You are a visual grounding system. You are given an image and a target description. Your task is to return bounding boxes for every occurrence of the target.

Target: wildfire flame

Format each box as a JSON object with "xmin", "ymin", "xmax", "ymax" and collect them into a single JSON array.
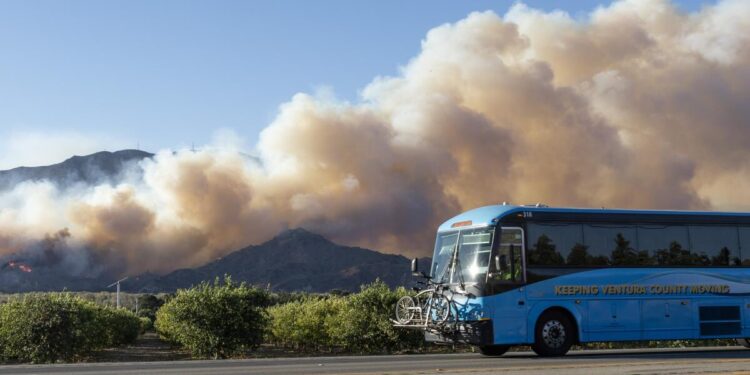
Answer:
[{"xmin": 3, "ymin": 260, "xmax": 32, "ymax": 273}]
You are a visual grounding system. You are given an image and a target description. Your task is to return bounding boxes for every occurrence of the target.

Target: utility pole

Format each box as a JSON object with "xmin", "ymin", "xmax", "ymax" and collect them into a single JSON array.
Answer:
[{"xmin": 107, "ymin": 277, "xmax": 129, "ymax": 309}]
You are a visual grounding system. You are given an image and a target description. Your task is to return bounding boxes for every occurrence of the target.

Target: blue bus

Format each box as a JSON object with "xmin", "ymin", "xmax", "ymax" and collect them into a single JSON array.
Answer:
[{"xmin": 403, "ymin": 204, "xmax": 750, "ymax": 356}]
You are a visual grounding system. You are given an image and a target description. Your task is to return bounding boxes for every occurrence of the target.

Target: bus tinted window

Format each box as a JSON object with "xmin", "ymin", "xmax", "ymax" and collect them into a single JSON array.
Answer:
[
  {"xmin": 637, "ymin": 225, "xmax": 698, "ymax": 266},
  {"xmin": 526, "ymin": 221, "xmax": 750, "ymax": 268},
  {"xmin": 738, "ymin": 227, "xmax": 750, "ymax": 266},
  {"xmin": 527, "ymin": 223, "xmax": 582, "ymax": 266},
  {"xmin": 689, "ymin": 226, "xmax": 740, "ymax": 266},
  {"xmin": 581, "ymin": 225, "xmax": 637, "ymax": 266}
]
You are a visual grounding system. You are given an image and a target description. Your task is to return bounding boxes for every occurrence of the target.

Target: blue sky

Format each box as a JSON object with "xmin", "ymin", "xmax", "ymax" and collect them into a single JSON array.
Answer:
[{"xmin": 0, "ymin": 0, "xmax": 714, "ymax": 168}]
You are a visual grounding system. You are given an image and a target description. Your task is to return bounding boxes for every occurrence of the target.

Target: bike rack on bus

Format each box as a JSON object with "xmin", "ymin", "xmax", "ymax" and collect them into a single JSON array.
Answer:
[{"xmin": 391, "ymin": 289, "xmax": 472, "ymax": 341}]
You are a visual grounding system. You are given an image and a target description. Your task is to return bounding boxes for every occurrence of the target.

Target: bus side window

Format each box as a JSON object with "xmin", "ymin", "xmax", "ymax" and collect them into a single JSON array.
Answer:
[
  {"xmin": 495, "ymin": 245, "xmax": 512, "ymax": 280},
  {"xmin": 690, "ymin": 225, "xmax": 739, "ymax": 266},
  {"xmin": 512, "ymin": 244, "xmax": 522, "ymax": 280},
  {"xmin": 495, "ymin": 229, "xmax": 523, "ymax": 282}
]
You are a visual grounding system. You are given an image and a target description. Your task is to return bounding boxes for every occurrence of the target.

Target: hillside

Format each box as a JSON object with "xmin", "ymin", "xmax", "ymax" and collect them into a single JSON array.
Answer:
[
  {"xmin": 0, "ymin": 228, "xmax": 430, "ymax": 293},
  {"xmin": 0, "ymin": 149, "xmax": 153, "ymax": 190},
  {"xmin": 128, "ymin": 228, "xmax": 430, "ymax": 293}
]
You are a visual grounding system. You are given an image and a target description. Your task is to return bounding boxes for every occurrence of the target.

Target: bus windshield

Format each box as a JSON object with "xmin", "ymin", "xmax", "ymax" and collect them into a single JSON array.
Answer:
[{"xmin": 431, "ymin": 226, "xmax": 495, "ymax": 284}]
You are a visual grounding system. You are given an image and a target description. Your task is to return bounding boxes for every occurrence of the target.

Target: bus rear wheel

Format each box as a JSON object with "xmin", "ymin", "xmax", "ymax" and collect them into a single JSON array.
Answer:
[
  {"xmin": 737, "ymin": 338, "xmax": 750, "ymax": 348},
  {"xmin": 531, "ymin": 311, "xmax": 574, "ymax": 357},
  {"xmin": 478, "ymin": 345, "xmax": 510, "ymax": 356}
]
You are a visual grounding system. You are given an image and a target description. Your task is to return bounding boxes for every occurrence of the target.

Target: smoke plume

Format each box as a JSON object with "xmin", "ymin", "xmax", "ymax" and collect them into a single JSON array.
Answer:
[{"xmin": 2, "ymin": 0, "xmax": 750, "ymax": 275}]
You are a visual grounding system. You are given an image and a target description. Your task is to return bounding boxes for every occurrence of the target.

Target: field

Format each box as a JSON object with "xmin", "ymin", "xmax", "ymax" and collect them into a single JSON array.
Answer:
[
  {"xmin": 0, "ymin": 292, "xmax": 169, "ymax": 312},
  {"xmin": 0, "ymin": 283, "xmax": 742, "ymax": 365}
]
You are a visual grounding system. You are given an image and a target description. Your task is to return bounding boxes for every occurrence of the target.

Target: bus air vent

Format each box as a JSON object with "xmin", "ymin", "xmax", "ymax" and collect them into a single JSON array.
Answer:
[
  {"xmin": 699, "ymin": 306, "xmax": 741, "ymax": 336},
  {"xmin": 522, "ymin": 203, "xmax": 548, "ymax": 208}
]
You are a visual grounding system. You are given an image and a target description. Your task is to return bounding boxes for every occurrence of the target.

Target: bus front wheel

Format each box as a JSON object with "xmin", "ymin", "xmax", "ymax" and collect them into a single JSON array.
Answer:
[
  {"xmin": 531, "ymin": 311, "xmax": 574, "ymax": 357},
  {"xmin": 478, "ymin": 345, "xmax": 510, "ymax": 356},
  {"xmin": 737, "ymin": 338, "xmax": 750, "ymax": 348}
]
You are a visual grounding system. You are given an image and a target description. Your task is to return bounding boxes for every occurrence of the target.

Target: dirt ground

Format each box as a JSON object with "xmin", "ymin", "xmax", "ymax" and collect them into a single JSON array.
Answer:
[
  {"xmin": 91, "ymin": 332, "xmax": 473, "ymax": 362},
  {"xmin": 93, "ymin": 332, "xmax": 192, "ymax": 362}
]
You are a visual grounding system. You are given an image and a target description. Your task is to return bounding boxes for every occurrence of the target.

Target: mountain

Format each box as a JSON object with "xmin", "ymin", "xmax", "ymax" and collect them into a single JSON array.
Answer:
[
  {"xmin": 0, "ymin": 228, "xmax": 430, "ymax": 293},
  {"xmin": 0, "ymin": 149, "xmax": 153, "ymax": 191},
  {"xmin": 127, "ymin": 228, "xmax": 430, "ymax": 293},
  {"xmin": 0, "ymin": 150, "xmax": 430, "ymax": 293}
]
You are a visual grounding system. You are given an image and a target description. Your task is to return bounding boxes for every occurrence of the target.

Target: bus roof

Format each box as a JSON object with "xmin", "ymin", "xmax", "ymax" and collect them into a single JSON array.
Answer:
[{"xmin": 436, "ymin": 205, "xmax": 750, "ymax": 232}]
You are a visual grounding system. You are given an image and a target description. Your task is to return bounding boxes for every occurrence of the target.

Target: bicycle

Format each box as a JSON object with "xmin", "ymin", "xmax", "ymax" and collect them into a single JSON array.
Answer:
[
  {"xmin": 394, "ymin": 279, "xmax": 456, "ymax": 327},
  {"xmin": 394, "ymin": 247, "xmax": 474, "ymax": 331}
]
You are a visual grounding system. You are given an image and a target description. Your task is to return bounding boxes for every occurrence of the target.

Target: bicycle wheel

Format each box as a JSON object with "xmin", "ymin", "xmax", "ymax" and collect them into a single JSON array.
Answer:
[
  {"xmin": 395, "ymin": 296, "xmax": 416, "ymax": 324},
  {"xmin": 417, "ymin": 295, "xmax": 430, "ymax": 322},
  {"xmin": 431, "ymin": 296, "xmax": 451, "ymax": 323}
]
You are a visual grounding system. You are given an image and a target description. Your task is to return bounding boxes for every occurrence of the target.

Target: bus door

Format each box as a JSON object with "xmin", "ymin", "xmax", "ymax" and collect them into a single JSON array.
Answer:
[{"xmin": 487, "ymin": 227, "xmax": 527, "ymax": 343}]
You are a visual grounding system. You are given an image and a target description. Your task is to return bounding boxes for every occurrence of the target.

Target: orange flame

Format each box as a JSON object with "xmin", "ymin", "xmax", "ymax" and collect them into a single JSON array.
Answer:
[{"xmin": 3, "ymin": 260, "xmax": 32, "ymax": 273}]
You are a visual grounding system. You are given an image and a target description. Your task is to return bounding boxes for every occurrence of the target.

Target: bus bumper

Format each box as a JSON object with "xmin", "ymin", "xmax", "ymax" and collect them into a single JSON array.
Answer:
[{"xmin": 424, "ymin": 320, "xmax": 494, "ymax": 346}]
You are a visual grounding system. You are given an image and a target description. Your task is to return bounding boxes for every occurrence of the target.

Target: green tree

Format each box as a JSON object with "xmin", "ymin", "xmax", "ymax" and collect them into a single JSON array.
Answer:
[
  {"xmin": 267, "ymin": 296, "xmax": 344, "ymax": 351},
  {"xmin": 566, "ymin": 244, "xmax": 610, "ymax": 266},
  {"xmin": 155, "ymin": 276, "xmax": 270, "ymax": 359},
  {"xmin": 327, "ymin": 280, "xmax": 423, "ymax": 353},
  {"xmin": 528, "ymin": 235, "xmax": 564, "ymax": 265},
  {"xmin": 711, "ymin": 247, "xmax": 734, "ymax": 266},
  {"xmin": 0, "ymin": 293, "xmax": 140, "ymax": 363},
  {"xmin": 566, "ymin": 244, "xmax": 588, "ymax": 265},
  {"xmin": 611, "ymin": 233, "xmax": 651, "ymax": 265},
  {"xmin": 136, "ymin": 294, "xmax": 164, "ymax": 323},
  {"xmin": 99, "ymin": 307, "xmax": 141, "ymax": 347},
  {"xmin": 655, "ymin": 241, "xmax": 704, "ymax": 266}
]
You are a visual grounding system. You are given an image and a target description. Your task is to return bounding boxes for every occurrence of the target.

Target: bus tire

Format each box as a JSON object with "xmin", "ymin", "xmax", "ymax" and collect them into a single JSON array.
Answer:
[
  {"xmin": 531, "ymin": 310, "xmax": 574, "ymax": 357},
  {"xmin": 737, "ymin": 338, "xmax": 750, "ymax": 348},
  {"xmin": 478, "ymin": 345, "xmax": 510, "ymax": 356}
]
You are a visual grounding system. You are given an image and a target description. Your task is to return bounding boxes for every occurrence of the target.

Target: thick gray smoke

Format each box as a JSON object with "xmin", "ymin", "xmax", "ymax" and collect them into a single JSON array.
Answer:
[{"xmin": 1, "ymin": 0, "xmax": 749, "ymax": 275}]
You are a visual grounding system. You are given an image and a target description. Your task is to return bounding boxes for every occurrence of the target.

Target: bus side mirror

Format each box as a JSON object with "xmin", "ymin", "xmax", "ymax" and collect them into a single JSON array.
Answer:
[{"xmin": 411, "ymin": 258, "xmax": 428, "ymax": 278}]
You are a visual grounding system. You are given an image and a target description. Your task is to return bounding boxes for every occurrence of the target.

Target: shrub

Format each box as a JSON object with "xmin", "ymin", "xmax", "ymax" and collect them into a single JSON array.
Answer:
[
  {"xmin": 327, "ymin": 280, "xmax": 424, "ymax": 353},
  {"xmin": 266, "ymin": 280, "xmax": 424, "ymax": 354},
  {"xmin": 139, "ymin": 317, "xmax": 154, "ymax": 333},
  {"xmin": 267, "ymin": 296, "xmax": 344, "ymax": 351},
  {"xmin": 97, "ymin": 307, "xmax": 141, "ymax": 347},
  {"xmin": 136, "ymin": 294, "xmax": 165, "ymax": 322},
  {"xmin": 155, "ymin": 276, "xmax": 270, "ymax": 358},
  {"xmin": 268, "ymin": 291, "xmax": 310, "ymax": 306},
  {"xmin": 0, "ymin": 293, "xmax": 140, "ymax": 363}
]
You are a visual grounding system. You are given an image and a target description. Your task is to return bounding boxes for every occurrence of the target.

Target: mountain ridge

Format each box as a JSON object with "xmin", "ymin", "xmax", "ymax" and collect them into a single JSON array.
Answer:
[
  {"xmin": 127, "ymin": 228, "xmax": 430, "ymax": 293},
  {"xmin": 0, "ymin": 149, "xmax": 153, "ymax": 190}
]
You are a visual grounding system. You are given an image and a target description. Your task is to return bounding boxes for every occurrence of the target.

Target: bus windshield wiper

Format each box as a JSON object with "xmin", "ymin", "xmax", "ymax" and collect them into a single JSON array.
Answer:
[
  {"xmin": 448, "ymin": 236, "xmax": 466, "ymax": 290},
  {"xmin": 437, "ymin": 237, "xmax": 459, "ymax": 285}
]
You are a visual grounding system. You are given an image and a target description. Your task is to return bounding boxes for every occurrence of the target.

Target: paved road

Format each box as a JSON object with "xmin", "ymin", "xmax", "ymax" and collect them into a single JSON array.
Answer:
[{"xmin": 2, "ymin": 347, "xmax": 750, "ymax": 375}]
